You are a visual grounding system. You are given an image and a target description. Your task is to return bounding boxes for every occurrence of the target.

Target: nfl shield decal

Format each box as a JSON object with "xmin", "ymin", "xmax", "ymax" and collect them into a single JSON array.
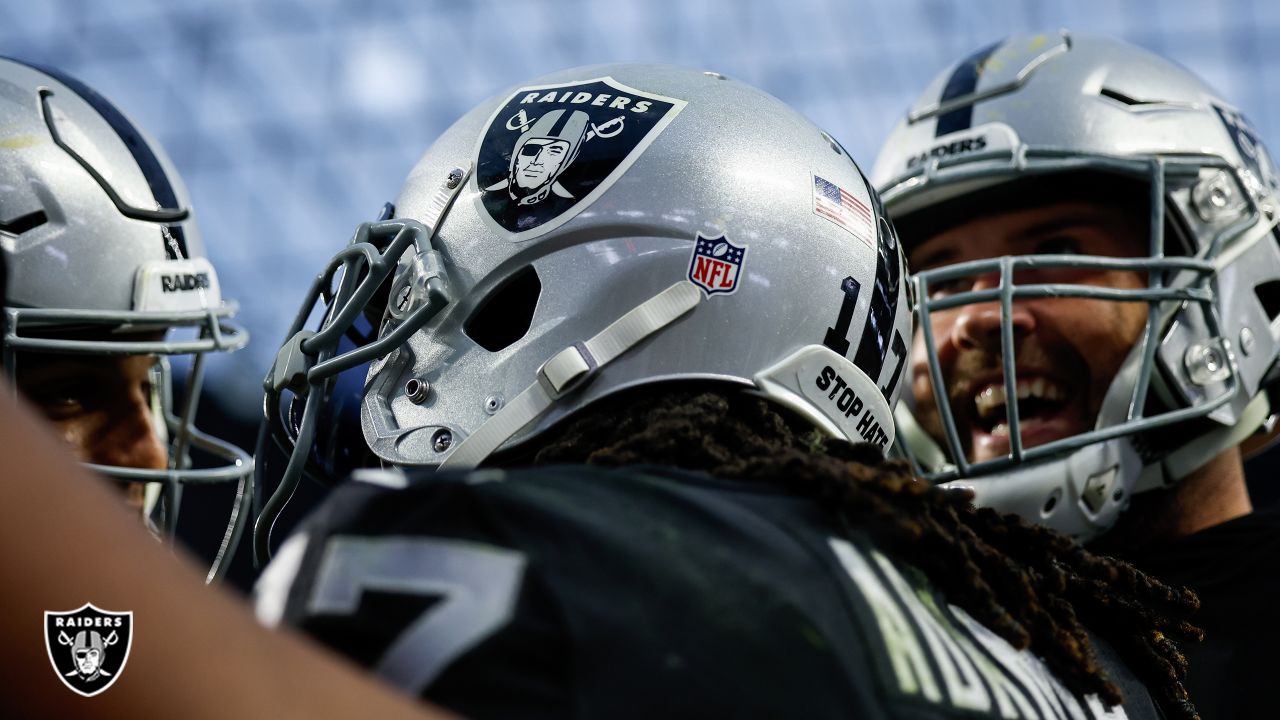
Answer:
[
  {"xmin": 688, "ymin": 233, "xmax": 747, "ymax": 296},
  {"xmin": 45, "ymin": 603, "xmax": 133, "ymax": 697},
  {"xmin": 475, "ymin": 76, "xmax": 686, "ymax": 241}
]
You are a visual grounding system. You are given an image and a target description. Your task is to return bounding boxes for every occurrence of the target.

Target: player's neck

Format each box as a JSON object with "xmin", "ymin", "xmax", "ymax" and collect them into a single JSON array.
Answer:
[
  {"xmin": 1167, "ymin": 449, "xmax": 1252, "ymax": 537},
  {"xmin": 1092, "ymin": 450, "xmax": 1252, "ymax": 556}
]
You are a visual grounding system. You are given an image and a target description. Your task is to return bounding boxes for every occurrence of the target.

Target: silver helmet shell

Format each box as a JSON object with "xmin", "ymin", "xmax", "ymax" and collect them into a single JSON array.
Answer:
[
  {"xmin": 872, "ymin": 31, "xmax": 1280, "ymax": 540},
  {"xmin": 0, "ymin": 58, "xmax": 251, "ymax": 580},
  {"xmin": 259, "ymin": 64, "xmax": 912, "ymax": 559}
]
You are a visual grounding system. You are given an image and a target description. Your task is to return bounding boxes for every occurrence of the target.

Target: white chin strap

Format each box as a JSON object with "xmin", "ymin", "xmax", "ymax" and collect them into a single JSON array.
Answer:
[
  {"xmin": 1134, "ymin": 391, "xmax": 1272, "ymax": 493},
  {"xmin": 438, "ymin": 281, "xmax": 703, "ymax": 471}
]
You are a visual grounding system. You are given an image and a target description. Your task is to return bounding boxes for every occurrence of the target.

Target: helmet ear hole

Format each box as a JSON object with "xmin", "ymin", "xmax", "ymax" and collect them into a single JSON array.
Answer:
[
  {"xmin": 1254, "ymin": 278, "xmax": 1280, "ymax": 322},
  {"xmin": 464, "ymin": 266, "xmax": 542, "ymax": 352}
]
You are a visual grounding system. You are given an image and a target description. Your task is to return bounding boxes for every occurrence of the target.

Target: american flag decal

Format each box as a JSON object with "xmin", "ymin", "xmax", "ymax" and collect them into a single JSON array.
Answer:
[{"xmin": 813, "ymin": 175, "xmax": 874, "ymax": 247}]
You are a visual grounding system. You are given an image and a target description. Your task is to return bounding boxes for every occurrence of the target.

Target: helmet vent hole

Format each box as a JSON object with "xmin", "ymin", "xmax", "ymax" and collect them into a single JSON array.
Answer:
[
  {"xmin": 0, "ymin": 209, "xmax": 47, "ymax": 235},
  {"xmin": 464, "ymin": 266, "xmax": 542, "ymax": 352},
  {"xmin": 1099, "ymin": 87, "xmax": 1158, "ymax": 107},
  {"xmin": 1255, "ymin": 278, "xmax": 1280, "ymax": 321},
  {"xmin": 1041, "ymin": 489, "xmax": 1062, "ymax": 517}
]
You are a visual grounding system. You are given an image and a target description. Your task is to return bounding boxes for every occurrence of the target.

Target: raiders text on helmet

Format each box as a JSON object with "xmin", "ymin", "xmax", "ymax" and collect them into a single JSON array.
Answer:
[
  {"xmin": 0, "ymin": 58, "xmax": 251, "ymax": 581},
  {"xmin": 872, "ymin": 32, "xmax": 1280, "ymax": 539}
]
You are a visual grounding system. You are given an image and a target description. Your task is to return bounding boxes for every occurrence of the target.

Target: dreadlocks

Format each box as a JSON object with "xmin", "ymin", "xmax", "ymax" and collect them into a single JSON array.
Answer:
[{"xmin": 530, "ymin": 387, "xmax": 1204, "ymax": 720}]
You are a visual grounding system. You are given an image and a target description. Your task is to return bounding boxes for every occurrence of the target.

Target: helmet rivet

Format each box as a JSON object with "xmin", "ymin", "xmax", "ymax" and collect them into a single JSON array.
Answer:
[
  {"xmin": 484, "ymin": 394, "xmax": 504, "ymax": 414},
  {"xmin": 1192, "ymin": 172, "xmax": 1239, "ymax": 222},
  {"xmin": 1184, "ymin": 341, "xmax": 1232, "ymax": 386},
  {"xmin": 446, "ymin": 168, "xmax": 464, "ymax": 189},
  {"xmin": 395, "ymin": 284, "xmax": 413, "ymax": 312},
  {"xmin": 431, "ymin": 429, "xmax": 453, "ymax": 453},
  {"xmin": 1240, "ymin": 327, "xmax": 1256, "ymax": 356},
  {"xmin": 405, "ymin": 377, "xmax": 431, "ymax": 403}
]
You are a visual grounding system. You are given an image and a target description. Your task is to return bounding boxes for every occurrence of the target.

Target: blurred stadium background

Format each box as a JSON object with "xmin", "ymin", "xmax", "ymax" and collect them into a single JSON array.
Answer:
[
  {"xmin": 6, "ymin": 0, "xmax": 1280, "ymax": 578},
  {"xmin": 4, "ymin": 0, "xmax": 1275, "ymax": 419}
]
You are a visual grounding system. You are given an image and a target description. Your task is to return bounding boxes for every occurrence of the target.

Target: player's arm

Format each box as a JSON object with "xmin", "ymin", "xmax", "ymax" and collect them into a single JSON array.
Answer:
[{"xmin": 0, "ymin": 384, "xmax": 455, "ymax": 720}]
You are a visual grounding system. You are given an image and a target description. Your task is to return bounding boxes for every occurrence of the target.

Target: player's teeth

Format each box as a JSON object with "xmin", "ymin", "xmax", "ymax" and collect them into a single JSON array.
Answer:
[
  {"xmin": 975, "ymin": 385, "xmax": 1006, "ymax": 416},
  {"xmin": 976, "ymin": 377, "xmax": 1070, "ymax": 420},
  {"xmin": 990, "ymin": 421, "xmax": 1009, "ymax": 438}
]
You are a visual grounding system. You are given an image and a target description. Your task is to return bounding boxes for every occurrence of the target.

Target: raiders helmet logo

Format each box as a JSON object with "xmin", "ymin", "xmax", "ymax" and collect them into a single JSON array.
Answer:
[
  {"xmin": 475, "ymin": 77, "xmax": 686, "ymax": 241},
  {"xmin": 1214, "ymin": 104, "xmax": 1280, "ymax": 200},
  {"xmin": 44, "ymin": 603, "xmax": 133, "ymax": 697}
]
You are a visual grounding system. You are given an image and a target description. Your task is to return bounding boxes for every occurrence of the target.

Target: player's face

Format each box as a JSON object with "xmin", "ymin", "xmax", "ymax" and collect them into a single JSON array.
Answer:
[
  {"xmin": 76, "ymin": 647, "xmax": 102, "ymax": 674},
  {"xmin": 513, "ymin": 138, "xmax": 569, "ymax": 190},
  {"xmin": 16, "ymin": 352, "xmax": 167, "ymax": 508},
  {"xmin": 907, "ymin": 201, "xmax": 1148, "ymax": 464}
]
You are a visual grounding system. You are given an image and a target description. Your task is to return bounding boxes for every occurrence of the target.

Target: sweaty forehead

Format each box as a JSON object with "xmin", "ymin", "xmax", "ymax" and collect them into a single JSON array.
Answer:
[
  {"xmin": 906, "ymin": 201, "xmax": 1148, "ymax": 271},
  {"xmin": 894, "ymin": 171, "xmax": 1150, "ymax": 267}
]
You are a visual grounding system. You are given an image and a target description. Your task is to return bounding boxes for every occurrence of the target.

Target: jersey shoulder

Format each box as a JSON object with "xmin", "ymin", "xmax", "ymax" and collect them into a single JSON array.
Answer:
[{"xmin": 255, "ymin": 464, "xmax": 1162, "ymax": 720}]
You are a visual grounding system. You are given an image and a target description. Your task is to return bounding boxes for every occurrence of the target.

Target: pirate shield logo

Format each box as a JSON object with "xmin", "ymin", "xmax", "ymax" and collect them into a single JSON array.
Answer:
[
  {"xmin": 475, "ymin": 76, "xmax": 686, "ymax": 241},
  {"xmin": 45, "ymin": 603, "xmax": 133, "ymax": 697}
]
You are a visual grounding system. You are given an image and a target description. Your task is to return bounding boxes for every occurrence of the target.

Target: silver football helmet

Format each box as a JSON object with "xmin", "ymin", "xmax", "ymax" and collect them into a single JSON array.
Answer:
[
  {"xmin": 257, "ymin": 64, "xmax": 913, "ymax": 562},
  {"xmin": 0, "ymin": 58, "xmax": 251, "ymax": 580},
  {"xmin": 872, "ymin": 31, "xmax": 1280, "ymax": 539}
]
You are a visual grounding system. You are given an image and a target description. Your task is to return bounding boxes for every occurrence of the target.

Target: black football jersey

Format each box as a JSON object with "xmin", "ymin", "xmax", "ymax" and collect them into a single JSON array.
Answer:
[
  {"xmin": 1116, "ymin": 503, "xmax": 1280, "ymax": 719},
  {"xmin": 255, "ymin": 464, "xmax": 1159, "ymax": 720}
]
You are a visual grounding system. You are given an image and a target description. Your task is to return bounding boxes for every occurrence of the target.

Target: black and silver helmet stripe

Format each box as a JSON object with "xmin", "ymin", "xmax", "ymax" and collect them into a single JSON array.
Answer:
[
  {"xmin": 934, "ymin": 41, "xmax": 1002, "ymax": 137},
  {"xmin": 21, "ymin": 59, "xmax": 190, "ymax": 259},
  {"xmin": 852, "ymin": 173, "xmax": 903, "ymax": 399}
]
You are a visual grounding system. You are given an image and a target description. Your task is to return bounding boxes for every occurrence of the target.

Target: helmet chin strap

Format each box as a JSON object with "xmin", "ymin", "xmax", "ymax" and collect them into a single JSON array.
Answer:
[
  {"xmin": 438, "ymin": 281, "xmax": 703, "ymax": 471},
  {"xmin": 1135, "ymin": 391, "xmax": 1271, "ymax": 493}
]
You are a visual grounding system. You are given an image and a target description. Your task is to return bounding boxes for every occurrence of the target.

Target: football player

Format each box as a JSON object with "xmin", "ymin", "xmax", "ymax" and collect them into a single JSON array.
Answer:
[
  {"xmin": 252, "ymin": 65, "xmax": 1199, "ymax": 718},
  {"xmin": 0, "ymin": 58, "xmax": 252, "ymax": 582},
  {"xmin": 873, "ymin": 31, "xmax": 1280, "ymax": 718}
]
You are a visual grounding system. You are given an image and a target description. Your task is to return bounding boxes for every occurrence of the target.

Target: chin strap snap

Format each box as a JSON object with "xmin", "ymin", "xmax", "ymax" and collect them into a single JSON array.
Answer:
[{"xmin": 439, "ymin": 281, "xmax": 702, "ymax": 470}]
